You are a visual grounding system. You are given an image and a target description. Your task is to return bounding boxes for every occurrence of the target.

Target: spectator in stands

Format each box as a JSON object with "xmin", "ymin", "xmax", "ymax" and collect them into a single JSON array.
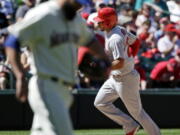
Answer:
[
  {"xmin": 0, "ymin": 29, "xmax": 12, "ymax": 90},
  {"xmin": 0, "ymin": 34, "xmax": 9, "ymax": 90},
  {"xmin": 122, "ymin": 10, "xmax": 138, "ymax": 34},
  {"xmin": 134, "ymin": 0, "xmax": 152, "ymax": 11},
  {"xmin": 0, "ymin": 30, "xmax": 7, "ymax": 62},
  {"xmin": 0, "ymin": 12, "xmax": 9, "ymax": 29},
  {"xmin": 157, "ymin": 23, "xmax": 179, "ymax": 58},
  {"xmin": 153, "ymin": 0, "xmax": 169, "ymax": 17},
  {"xmin": 15, "ymin": 0, "xmax": 36, "ymax": 21},
  {"xmin": 77, "ymin": 46, "xmax": 90, "ymax": 88},
  {"xmin": 134, "ymin": 56, "xmax": 147, "ymax": 90},
  {"xmin": 167, "ymin": 0, "xmax": 180, "ymax": 23},
  {"xmin": 0, "ymin": 0, "xmax": 14, "ymax": 21},
  {"xmin": 118, "ymin": 3, "xmax": 132, "ymax": 16},
  {"xmin": 117, "ymin": 3, "xmax": 134, "ymax": 26},
  {"xmin": 118, "ymin": 0, "xmax": 135, "ymax": 10},
  {"xmin": 150, "ymin": 49, "xmax": 180, "ymax": 88},
  {"xmin": 135, "ymin": 3, "xmax": 150, "ymax": 28},
  {"xmin": 81, "ymin": 12, "xmax": 89, "ymax": 20},
  {"xmin": 20, "ymin": 47, "xmax": 35, "ymax": 78},
  {"xmin": 0, "ymin": 59, "xmax": 10, "ymax": 90},
  {"xmin": 154, "ymin": 17, "xmax": 169, "ymax": 40},
  {"xmin": 86, "ymin": 12, "xmax": 98, "ymax": 28},
  {"xmin": 137, "ymin": 19, "xmax": 150, "ymax": 36},
  {"xmin": 86, "ymin": 12, "xmax": 105, "ymax": 46},
  {"xmin": 137, "ymin": 20, "xmax": 157, "ymax": 56},
  {"xmin": 140, "ymin": 47, "xmax": 168, "ymax": 82},
  {"xmin": 149, "ymin": 11, "xmax": 162, "ymax": 33},
  {"xmin": 95, "ymin": 0, "xmax": 106, "ymax": 11}
]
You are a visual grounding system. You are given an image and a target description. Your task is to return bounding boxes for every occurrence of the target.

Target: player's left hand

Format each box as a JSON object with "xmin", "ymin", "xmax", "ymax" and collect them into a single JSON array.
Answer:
[{"xmin": 16, "ymin": 77, "xmax": 28, "ymax": 103}]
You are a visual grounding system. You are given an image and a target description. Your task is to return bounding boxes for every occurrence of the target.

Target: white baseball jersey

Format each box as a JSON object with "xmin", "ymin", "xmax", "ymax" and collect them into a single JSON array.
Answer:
[
  {"xmin": 104, "ymin": 26, "xmax": 136, "ymax": 76},
  {"xmin": 94, "ymin": 25, "xmax": 161, "ymax": 135},
  {"xmin": 8, "ymin": 0, "xmax": 94, "ymax": 84}
]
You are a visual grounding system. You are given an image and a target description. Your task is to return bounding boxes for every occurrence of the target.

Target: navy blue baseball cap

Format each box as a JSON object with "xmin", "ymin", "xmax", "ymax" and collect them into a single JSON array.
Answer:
[{"xmin": 75, "ymin": 0, "xmax": 93, "ymax": 5}]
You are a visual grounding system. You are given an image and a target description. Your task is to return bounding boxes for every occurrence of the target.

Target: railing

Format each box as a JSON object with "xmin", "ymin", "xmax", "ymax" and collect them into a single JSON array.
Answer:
[
  {"xmin": 72, "ymin": 88, "xmax": 180, "ymax": 95},
  {"xmin": 1, "ymin": 88, "xmax": 180, "ymax": 95}
]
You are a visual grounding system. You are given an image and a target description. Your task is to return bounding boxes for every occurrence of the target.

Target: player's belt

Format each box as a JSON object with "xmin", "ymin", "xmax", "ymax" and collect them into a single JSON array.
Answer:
[
  {"xmin": 50, "ymin": 76, "xmax": 75, "ymax": 88},
  {"xmin": 37, "ymin": 73, "xmax": 75, "ymax": 88},
  {"xmin": 112, "ymin": 70, "xmax": 133, "ymax": 79}
]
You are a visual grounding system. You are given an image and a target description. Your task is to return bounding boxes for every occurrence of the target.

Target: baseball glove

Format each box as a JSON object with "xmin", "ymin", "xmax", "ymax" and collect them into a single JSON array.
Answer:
[{"xmin": 78, "ymin": 52, "xmax": 110, "ymax": 81}]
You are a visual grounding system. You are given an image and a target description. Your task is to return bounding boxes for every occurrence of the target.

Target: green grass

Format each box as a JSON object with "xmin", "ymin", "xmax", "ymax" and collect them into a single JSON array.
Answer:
[
  {"xmin": 0, "ymin": 129, "xmax": 180, "ymax": 135},
  {"xmin": 75, "ymin": 129, "xmax": 180, "ymax": 135}
]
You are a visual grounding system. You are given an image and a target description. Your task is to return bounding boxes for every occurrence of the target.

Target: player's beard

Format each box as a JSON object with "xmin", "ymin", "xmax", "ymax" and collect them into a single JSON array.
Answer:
[{"xmin": 62, "ymin": 2, "xmax": 77, "ymax": 21}]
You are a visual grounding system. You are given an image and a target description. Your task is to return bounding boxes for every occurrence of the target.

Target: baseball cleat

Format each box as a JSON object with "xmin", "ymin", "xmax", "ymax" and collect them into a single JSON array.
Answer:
[{"xmin": 126, "ymin": 126, "xmax": 140, "ymax": 135}]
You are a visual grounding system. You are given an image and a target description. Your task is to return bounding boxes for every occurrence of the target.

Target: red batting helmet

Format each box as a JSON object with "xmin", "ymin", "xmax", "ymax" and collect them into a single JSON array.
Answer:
[{"xmin": 94, "ymin": 7, "xmax": 117, "ymax": 29}]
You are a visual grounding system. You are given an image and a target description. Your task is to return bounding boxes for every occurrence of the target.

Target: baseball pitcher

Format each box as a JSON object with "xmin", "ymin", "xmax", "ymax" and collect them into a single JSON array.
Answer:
[{"xmin": 4, "ymin": 0, "xmax": 109, "ymax": 135}]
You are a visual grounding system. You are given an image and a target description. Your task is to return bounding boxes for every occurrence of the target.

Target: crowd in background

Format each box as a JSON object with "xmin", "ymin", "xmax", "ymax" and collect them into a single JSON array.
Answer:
[{"xmin": 0, "ymin": 0, "xmax": 180, "ymax": 90}]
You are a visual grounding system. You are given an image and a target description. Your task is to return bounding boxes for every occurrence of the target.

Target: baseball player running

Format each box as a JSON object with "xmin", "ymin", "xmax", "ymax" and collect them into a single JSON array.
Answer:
[
  {"xmin": 93, "ymin": 7, "xmax": 161, "ymax": 135},
  {"xmin": 4, "ymin": 0, "xmax": 109, "ymax": 135}
]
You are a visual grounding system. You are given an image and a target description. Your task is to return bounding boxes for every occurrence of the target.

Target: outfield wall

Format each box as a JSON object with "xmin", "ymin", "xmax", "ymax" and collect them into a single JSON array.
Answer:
[{"xmin": 0, "ymin": 89, "xmax": 180, "ymax": 130}]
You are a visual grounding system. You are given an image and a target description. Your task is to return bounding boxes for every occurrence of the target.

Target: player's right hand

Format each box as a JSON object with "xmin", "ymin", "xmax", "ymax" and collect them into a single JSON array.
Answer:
[{"xmin": 16, "ymin": 77, "xmax": 28, "ymax": 103}]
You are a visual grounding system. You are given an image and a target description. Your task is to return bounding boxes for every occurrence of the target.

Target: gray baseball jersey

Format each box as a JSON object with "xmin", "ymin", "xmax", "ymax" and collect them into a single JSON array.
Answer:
[
  {"xmin": 8, "ymin": 0, "xmax": 93, "ymax": 84},
  {"xmin": 8, "ymin": 1, "xmax": 95, "ymax": 135}
]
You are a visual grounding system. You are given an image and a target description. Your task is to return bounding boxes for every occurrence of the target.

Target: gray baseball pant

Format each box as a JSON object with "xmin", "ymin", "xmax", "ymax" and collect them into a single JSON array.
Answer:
[
  {"xmin": 28, "ymin": 76, "xmax": 74, "ymax": 135},
  {"xmin": 94, "ymin": 70, "xmax": 161, "ymax": 135}
]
